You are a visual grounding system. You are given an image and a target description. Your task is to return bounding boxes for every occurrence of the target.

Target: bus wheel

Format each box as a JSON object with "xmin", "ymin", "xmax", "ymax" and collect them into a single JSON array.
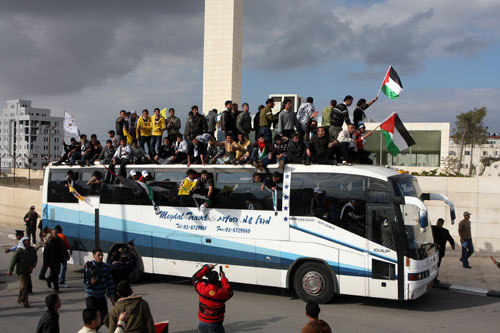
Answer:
[{"xmin": 293, "ymin": 262, "xmax": 335, "ymax": 304}]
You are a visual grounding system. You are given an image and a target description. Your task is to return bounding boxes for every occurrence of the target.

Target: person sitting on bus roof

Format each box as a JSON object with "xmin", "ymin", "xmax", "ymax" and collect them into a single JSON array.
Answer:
[
  {"xmin": 206, "ymin": 136, "xmax": 223, "ymax": 164},
  {"xmin": 261, "ymin": 172, "xmax": 282, "ymax": 192},
  {"xmin": 354, "ymin": 124, "xmax": 374, "ymax": 165},
  {"xmin": 88, "ymin": 134, "xmax": 103, "ymax": 166},
  {"xmin": 287, "ymin": 132, "xmax": 307, "ymax": 164},
  {"xmin": 172, "ymin": 134, "xmax": 189, "ymax": 164},
  {"xmin": 214, "ymin": 133, "xmax": 243, "ymax": 165},
  {"xmin": 273, "ymin": 134, "xmax": 288, "ymax": 170},
  {"xmin": 155, "ymin": 137, "xmax": 175, "ymax": 165},
  {"xmin": 130, "ymin": 139, "xmax": 151, "ymax": 165},
  {"xmin": 337, "ymin": 124, "xmax": 357, "ymax": 166},
  {"xmin": 111, "ymin": 138, "xmax": 131, "ymax": 178},
  {"xmin": 187, "ymin": 136, "xmax": 207, "ymax": 167},
  {"xmin": 340, "ymin": 199, "xmax": 366, "ymax": 236},
  {"xmin": 249, "ymin": 134, "xmax": 275, "ymax": 171},
  {"xmin": 68, "ymin": 134, "xmax": 92, "ymax": 166},
  {"xmin": 54, "ymin": 137, "xmax": 78, "ymax": 165},
  {"xmin": 306, "ymin": 127, "xmax": 337, "ymax": 165},
  {"xmin": 233, "ymin": 132, "xmax": 251, "ymax": 165}
]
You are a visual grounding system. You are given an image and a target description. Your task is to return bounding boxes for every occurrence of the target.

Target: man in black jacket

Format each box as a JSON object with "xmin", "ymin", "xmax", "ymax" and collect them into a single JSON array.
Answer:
[
  {"xmin": 185, "ymin": 105, "xmax": 208, "ymax": 140},
  {"xmin": 287, "ymin": 133, "xmax": 307, "ymax": 164},
  {"xmin": 432, "ymin": 218, "xmax": 455, "ymax": 284},
  {"xmin": 329, "ymin": 95, "xmax": 353, "ymax": 140},
  {"xmin": 44, "ymin": 229, "xmax": 68, "ymax": 293},
  {"xmin": 36, "ymin": 293, "xmax": 61, "ymax": 333}
]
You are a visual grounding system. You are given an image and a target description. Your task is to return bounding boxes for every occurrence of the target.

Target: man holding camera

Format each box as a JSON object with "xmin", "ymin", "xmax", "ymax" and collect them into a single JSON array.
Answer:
[
  {"xmin": 192, "ymin": 264, "xmax": 233, "ymax": 333},
  {"xmin": 84, "ymin": 248, "xmax": 115, "ymax": 327}
]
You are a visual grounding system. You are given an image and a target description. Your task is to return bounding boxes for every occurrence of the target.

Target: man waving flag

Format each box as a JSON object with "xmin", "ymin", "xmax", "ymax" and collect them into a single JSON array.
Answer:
[
  {"xmin": 379, "ymin": 66, "xmax": 403, "ymax": 100},
  {"xmin": 380, "ymin": 112, "xmax": 415, "ymax": 156}
]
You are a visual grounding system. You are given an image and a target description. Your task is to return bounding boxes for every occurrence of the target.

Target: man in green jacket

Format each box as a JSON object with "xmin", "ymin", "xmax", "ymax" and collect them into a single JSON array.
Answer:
[
  {"xmin": 8, "ymin": 237, "xmax": 37, "ymax": 307},
  {"xmin": 259, "ymin": 98, "xmax": 274, "ymax": 143}
]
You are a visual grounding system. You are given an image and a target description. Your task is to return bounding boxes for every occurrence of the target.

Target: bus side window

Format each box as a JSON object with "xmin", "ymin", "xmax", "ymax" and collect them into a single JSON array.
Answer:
[{"xmin": 48, "ymin": 170, "xmax": 78, "ymax": 203}]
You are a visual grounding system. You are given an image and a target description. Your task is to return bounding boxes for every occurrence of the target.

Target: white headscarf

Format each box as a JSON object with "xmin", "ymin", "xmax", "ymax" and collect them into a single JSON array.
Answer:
[{"xmin": 17, "ymin": 236, "xmax": 30, "ymax": 250}]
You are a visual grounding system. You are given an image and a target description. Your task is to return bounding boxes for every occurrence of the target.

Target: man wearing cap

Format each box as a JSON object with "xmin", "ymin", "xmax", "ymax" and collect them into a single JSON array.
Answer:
[
  {"xmin": 8, "ymin": 237, "xmax": 37, "ymax": 307},
  {"xmin": 458, "ymin": 211, "xmax": 474, "ymax": 268},
  {"xmin": 24, "ymin": 206, "xmax": 40, "ymax": 244},
  {"xmin": 4, "ymin": 230, "xmax": 24, "ymax": 253}
]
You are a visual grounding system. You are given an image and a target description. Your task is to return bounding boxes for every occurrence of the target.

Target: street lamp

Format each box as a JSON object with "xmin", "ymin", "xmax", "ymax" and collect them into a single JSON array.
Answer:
[{"xmin": 45, "ymin": 125, "xmax": 57, "ymax": 164}]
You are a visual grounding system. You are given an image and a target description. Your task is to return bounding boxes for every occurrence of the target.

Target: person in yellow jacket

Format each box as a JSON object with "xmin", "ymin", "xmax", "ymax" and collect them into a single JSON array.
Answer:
[
  {"xmin": 136, "ymin": 109, "xmax": 153, "ymax": 158},
  {"xmin": 150, "ymin": 108, "xmax": 166, "ymax": 158}
]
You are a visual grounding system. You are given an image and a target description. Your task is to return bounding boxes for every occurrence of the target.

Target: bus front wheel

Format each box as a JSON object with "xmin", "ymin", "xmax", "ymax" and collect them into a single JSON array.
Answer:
[{"xmin": 293, "ymin": 262, "xmax": 335, "ymax": 304}]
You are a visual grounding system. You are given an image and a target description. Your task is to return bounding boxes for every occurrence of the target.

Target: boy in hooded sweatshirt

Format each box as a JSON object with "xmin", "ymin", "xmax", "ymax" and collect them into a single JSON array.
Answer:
[{"xmin": 108, "ymin": 280, "xmax": 155, "ymax": 333}]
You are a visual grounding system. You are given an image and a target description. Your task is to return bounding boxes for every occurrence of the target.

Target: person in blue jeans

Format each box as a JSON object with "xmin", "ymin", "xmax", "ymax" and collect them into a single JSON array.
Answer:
[{"xmin": 458, "ymin": 211, "xmax": 474, "ymax": 269}]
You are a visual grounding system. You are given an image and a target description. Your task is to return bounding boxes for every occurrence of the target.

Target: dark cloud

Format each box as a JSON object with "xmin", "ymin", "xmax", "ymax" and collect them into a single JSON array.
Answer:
[
  {"xmin": 444, "ymin": 36, "xmax": 489, "ymax": 55},
  {"xmin": 0, "ymin": 1, "xmax": 204, "ymax": 96}
]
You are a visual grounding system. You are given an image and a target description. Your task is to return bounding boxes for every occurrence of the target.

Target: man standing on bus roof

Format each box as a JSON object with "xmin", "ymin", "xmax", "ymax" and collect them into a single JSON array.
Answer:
[
  {"xmin": 458, "ymin": 211, "xmax": 474, "ymax": 269},
  {"xmin": 192, "ymin": 264, "xmax": 233, "ymax": 333}
]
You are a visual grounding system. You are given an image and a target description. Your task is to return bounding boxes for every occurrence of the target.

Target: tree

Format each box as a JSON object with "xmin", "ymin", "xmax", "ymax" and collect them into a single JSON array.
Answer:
[{"xmin": 451, "ymin": 107, "xmax": 488, "ymax": 175}]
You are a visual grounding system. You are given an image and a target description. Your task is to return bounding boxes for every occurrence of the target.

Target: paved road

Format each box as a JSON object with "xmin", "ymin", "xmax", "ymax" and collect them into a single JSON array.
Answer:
[{"xmin": 1, "ymin": 236, "xmax": 499, "ymax": 333}]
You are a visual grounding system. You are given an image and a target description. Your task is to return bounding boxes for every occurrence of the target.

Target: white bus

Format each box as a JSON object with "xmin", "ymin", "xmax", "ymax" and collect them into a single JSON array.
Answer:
[{"xmin": 42, "ymin": 163, "xmax": 455, "ymax": 302}]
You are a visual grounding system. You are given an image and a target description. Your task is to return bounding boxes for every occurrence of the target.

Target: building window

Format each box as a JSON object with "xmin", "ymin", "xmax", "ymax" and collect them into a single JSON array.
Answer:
[
  {"xmin": 483, "ymin": 151, "xmax": 488, "ymax": 156},
  {"xmin": 464, "ymin": 151, "xmax": 471, "ymax": 155},
  {"xmin": 449, "ymin": 151, "xmax": 456, "ymax": 156}
]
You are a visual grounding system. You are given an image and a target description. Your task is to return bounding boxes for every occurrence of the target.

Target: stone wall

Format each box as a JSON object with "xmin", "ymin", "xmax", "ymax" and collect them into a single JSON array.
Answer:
[
  {"xmin": 0, "ymin": 186, "xmax": 42, "ymax": 228},
  {"xmin": 417, "ymin": 176, "xmax": 500, "ymax": 254}
]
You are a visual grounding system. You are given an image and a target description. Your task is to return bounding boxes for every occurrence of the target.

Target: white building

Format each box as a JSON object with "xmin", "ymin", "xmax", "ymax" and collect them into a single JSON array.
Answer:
[
  {"xmin": 202, "ymin": 0, "xmax": 243, "ymax": 114},
  {"xmin": 449, "ymin": 134, "xmax": 500, "ymax": 176},
  {"xmin": 0, "ymin": 99, "xmax": 63, "ymax": 170}
]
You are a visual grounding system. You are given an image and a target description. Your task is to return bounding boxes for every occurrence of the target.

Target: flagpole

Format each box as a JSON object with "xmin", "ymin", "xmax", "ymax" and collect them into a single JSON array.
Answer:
[{"xmin": 377, "ymin": 65, "xmax": 392, "ymax": 97}]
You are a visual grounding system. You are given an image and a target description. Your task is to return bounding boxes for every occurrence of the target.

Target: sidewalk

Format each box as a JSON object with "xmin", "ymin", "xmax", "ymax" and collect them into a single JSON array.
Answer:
[
  {"xmin": 1, "ymin": 225, "xmax": 499, "ymax": 295},
  {"xmin": 435, "ymin": 250, "xmax": 500, "ymax": 295}
]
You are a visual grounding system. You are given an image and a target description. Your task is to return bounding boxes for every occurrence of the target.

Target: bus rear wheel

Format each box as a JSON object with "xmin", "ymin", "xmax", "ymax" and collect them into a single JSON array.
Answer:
[{"xmin": 293, "ymin": 262, "xmax": 335, "ymax": 304}]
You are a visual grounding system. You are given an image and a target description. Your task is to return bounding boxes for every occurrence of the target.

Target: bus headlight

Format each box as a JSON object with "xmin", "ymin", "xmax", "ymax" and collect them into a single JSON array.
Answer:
[{"xmin": 408, "ymin": 270, "xmax": 430, "ymax": 281}]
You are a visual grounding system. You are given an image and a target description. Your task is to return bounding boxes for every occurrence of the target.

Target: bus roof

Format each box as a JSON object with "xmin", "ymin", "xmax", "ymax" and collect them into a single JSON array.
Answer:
[{"xmin": 46, "ymin": 163, "xmax": 400, "ymax": 181}]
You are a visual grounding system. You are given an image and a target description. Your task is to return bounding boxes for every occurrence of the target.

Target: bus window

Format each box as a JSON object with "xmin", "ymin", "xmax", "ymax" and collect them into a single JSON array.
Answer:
[
  {"xmin": 291, "ymin": 173, "xmax": 370, "ymax": 234},
  {"xmin": 367, "ymin": 206, "xmax": 396, "ymax": 250},
  {"xmin": 213, "ymin": 172, "xmax": 282, "ymax": 211},
  {"xmin": 48, "ymin": 170, "xmax": 78, "ymax": 203}
]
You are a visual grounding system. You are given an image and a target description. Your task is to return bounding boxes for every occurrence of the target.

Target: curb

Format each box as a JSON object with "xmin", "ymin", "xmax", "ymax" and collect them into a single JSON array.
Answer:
[{"xmin": 433, "ymin": 283, "xmax": 500, "ymax": 298}]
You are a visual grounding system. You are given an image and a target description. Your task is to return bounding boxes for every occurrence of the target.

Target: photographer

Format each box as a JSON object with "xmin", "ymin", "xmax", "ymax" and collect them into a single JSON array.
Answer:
[
  {"xmin": 84, "ymin": 248, "xmax": 115, "ymax": 328},
  {"xmin": 192, "ymin": 264, "xmax": 233, "ymax": 332},
  {"xmin": 110, "ymin": 242, "xmax": 137, "ymax": 285}
]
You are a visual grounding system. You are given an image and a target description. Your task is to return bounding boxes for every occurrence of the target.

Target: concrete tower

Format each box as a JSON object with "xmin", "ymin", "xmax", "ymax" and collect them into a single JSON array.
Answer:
[{"xmin": 202, "ymin": 0, "xmax": 243, "ymax": 114}]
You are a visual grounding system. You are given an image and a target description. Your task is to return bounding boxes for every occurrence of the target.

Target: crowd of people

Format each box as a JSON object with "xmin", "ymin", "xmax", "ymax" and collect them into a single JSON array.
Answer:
[
  {"xmin": 6, "ymin": 221, "xmax": 330, "ymax": 332},
  {"xmin": 53, "ymin": 96, "xmax": 378, "ymax": 175}
]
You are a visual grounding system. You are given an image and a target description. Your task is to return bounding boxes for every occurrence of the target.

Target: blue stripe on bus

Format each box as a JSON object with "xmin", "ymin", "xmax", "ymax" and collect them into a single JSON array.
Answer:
[
  {"xmin": 43, "ymin": 205, "xmax": 370, "ymax": 277},
  {"xmin": 290, "ymin": 224, "xmax": 398, "ymax": 264}
]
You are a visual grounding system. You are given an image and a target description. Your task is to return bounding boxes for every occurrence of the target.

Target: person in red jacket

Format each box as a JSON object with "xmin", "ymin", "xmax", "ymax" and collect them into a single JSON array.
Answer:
[{"xmin": 192, "ymin": 264, "xmax": 233, "ymax": 332}]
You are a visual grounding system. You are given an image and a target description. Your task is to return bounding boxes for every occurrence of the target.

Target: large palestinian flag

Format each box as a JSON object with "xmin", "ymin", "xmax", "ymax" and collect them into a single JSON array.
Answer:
[
  {"xmin": 381, "ymin": 66, "xmax": 403, "ymax": 100},
  {"xmin": 380, "ymin": 112, "xmax": 415, "ymax": 156}
]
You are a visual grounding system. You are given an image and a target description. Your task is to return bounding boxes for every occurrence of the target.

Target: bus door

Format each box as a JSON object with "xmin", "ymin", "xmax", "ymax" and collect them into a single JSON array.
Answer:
[{"xmin": 366, "ymin": 204, "xmax": 398, "ymax": 299}]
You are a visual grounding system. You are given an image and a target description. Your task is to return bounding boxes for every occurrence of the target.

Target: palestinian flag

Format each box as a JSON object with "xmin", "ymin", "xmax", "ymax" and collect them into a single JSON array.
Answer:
[
  {"xmin": 381, "ymin": 66, "xmax": 403, "ymax": 100},
  {"xmin": 380, "ymin": 112, "xmax": 415, "ymax": 156},
  {"xmin": 137, "ymin": 181, "xmax": 160, "ymax": 215}
]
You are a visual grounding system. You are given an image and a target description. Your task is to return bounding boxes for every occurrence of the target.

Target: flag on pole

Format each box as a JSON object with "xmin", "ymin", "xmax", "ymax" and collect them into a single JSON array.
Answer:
[
  {"xmin": 380, "ymin": 112, "xmax": 415, "ymax": 156},
  {"xmin": 64, "ymin": 111, "xmax": 80, "ymax": 136},
  {"xmin": 160, "ymin": 108, "xmax": 167, "ymax": 120},
  {"xmin": 380, "ymin": 66, "xmax": 403, "ymax": 100}
]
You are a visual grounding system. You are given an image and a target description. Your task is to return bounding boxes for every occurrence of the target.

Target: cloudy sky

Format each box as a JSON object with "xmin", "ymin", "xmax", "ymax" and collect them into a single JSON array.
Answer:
[{"xmin": 1, "ymin": 0, "xmax": 499, "ymax": 139}]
